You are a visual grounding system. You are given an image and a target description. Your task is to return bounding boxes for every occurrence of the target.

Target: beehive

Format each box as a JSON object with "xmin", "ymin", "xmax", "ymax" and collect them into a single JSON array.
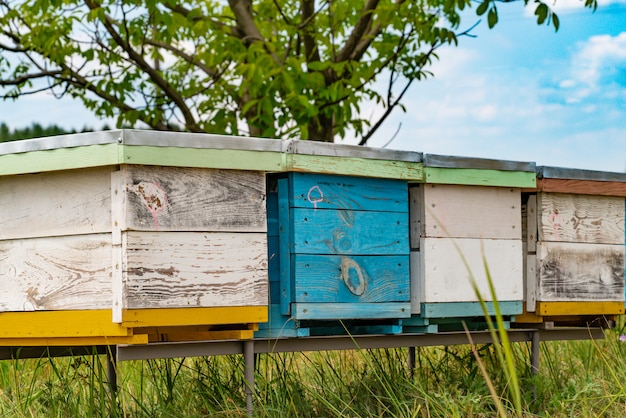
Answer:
[
  {"xmin": 405, "ymin": 155, "xmax": 535, "ymax": 333},
  {"xmin": 256, "ymin": 140, "xmax": 422, "ymax": 338},
  {"xmin": 0, "ymin": 130, "xmax": 281, "ymax": 346},
  {"xmin": 517, "ymin": 166, "xmax": 626, "ymax": 326}
]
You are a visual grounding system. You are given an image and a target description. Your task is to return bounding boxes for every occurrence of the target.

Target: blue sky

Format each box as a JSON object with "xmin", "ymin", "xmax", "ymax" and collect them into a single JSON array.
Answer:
[{"xmin": 1, "ymin": 1, "xmax": 625, "ymax": 172}]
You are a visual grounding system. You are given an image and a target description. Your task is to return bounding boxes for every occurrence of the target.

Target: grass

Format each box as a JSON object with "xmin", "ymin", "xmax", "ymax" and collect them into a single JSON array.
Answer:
[{"xmin": 0, "ymin": 328, "xmax": 624, "ymax": 417}]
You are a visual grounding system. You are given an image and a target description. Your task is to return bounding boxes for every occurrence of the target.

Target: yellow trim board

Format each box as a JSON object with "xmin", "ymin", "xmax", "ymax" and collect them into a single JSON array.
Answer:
[
  {"xmin": 0, "ymin": 310, "xmax": 130, "ymax": 338},
  {"xmin": 537, "ymin": 302, "xmax": 625, "ymax": 316},
  {"xmin": 122, "ymin": 306, "xmax": 268, "ymax": 328},
  {"xmin": 0, "ymin": 334, "xmax": 148, "ymax": 347}
]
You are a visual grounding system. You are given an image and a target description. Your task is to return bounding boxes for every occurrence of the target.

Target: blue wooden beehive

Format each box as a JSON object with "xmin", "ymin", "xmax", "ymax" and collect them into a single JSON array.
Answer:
[{"xmin": 257, "ymin": 172, "xmax": 412, "ymax": 337}]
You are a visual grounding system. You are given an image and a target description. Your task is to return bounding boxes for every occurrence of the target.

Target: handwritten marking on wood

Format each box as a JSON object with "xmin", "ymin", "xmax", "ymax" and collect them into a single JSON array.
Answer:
[
  {"xmin": 128, "ymin": 181, "xmax": 168, "ymax": 230},
  {"xmin": 536, "ymin": 241, "xmax": 624, "ymax": 301},
  {"xmin": 307, "ymin": 185, "xmax": 324, "ymax": 209},
  {"xmin": 0, "ymin": 234, "xmax": 112, "ymax": 311},
  {"xmin": 122, "ymin": 231, "xmax": 268, "ymax": 309},
  {"xmin": 537, "ymin": 193, "xmax": 625, "ymax": 244},
  {"xmin": 122, "ymin": 165, "xmax": 266, "ymax": 232}
]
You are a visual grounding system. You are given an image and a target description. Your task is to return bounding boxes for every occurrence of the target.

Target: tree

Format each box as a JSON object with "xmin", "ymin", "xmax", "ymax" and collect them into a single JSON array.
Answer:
[{"xmin": 0, "ymin": 0, "xmax": 596, "ymax": 144}]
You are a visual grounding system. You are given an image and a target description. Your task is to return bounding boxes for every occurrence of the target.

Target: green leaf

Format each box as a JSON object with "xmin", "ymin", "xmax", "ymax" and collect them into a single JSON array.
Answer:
[
  {"xmin": 552, "ymin": 12, "xmax": 560, "ymax": 31},
  {"xmin": 487, "ymin": 7, "xmax": 498, "ymax": 28},
  {"xmin": 476, "ymin": 0, "xmax": 490, "ymax": 16},
  {"xmin": 535, "ymin": 3, "xmax": 548, "ymax": 25}
]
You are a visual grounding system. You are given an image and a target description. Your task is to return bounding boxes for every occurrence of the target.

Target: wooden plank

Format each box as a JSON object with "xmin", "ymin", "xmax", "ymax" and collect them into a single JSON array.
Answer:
[
  {"xmin": 525, "ymin": 254, "xmax": 537, "ymax": 312},
  {"xmin": 0, "ymin": 234, "xmax": 112, "ymax": 311},
  {"xmin": 0, "ymin": 144, "xmax": 120, "ymax": 176},
  {"xmin": 536, "ymin": 178, "xmax": 626, "ymax": 197},
  {"xmin": 288, "ymin": 172, "xmax": 408, "ymax": 212},
  {"xmin": 409, "ymin": 186, "xmax": 422, "ymax": 250},
  {"xmin": 111, "ymin": 170, "xmax": 126, "ymax": 323},
  {"xmin": 0, "ymin": 310, "xmax": 129, "ymax": 338},
  {"xmin": 292, "ymin": 255, "xmax": 410, "ymax": 303},
  {"xmin": 536, "ymin": 301, "xmax": 625, "ymax": 316},
  {"xmin": 122, "ymin": 306, "xmax": 267, "ymax": 327},
  {"xmin": 278, "ymin": 178, "xmax": 293, "ymax": 315},
  {"xmin": 526, "ymin": 195, "xmax": 538, "ymax": 252},
  {"xmin": 287, "ymin": 154, "xmax": 424, "ymax": 181},
  {"xmin": 410, "ymin": 251, "xmax": 421, "ymax": 314},
  {"xmin": 418, "ymin": 237, "xmax": 523, "ymax": 303},
  {"xmin": 420, "ymin": 184, "xmax": 521, "ymax": 239},
  {"xmin": 0, "ymin": 167, "xmax": 113, "ymax": 240},
  {"xmin": 292, "ymin": 302, "xmax": 411, "ymax": 320},
  {"xmin": 424, "ymin": 167, "xmax": 536, "ymax": 188},
  {"xmin": 121, "ymin": 165, "xmax": 266, "ymax": 232},
  {"xmin": 290, "ymin": 208, "xmax": 409, "ymax": 255},
  {"xmin": 536, "ymin": 241, "xmax": 624, "ymax": 301},
  {"xmin": 122, "ymin": 231, "xmax": 268, "ymax": 309},
  {"xmin": 419, "ymin": 301, "xmax": 523, "ymax": 318},
  {"xmin": 537, "ymin": 193, "xmax": 624, "ymax": 244}
]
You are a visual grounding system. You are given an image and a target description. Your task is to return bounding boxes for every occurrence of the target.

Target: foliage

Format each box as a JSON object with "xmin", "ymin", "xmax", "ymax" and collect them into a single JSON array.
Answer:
[
  {"xmin": 0, "ymin": 0, "xmax": 597, "ymax": 144},
  {"xmin": 0, "ymin": 121, "xmax": 74, "ymax": 142}
]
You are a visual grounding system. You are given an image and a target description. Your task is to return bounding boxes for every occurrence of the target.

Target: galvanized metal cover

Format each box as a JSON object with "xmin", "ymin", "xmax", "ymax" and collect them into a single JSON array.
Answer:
[
  {"xmin": 538, "ymin": 166, "xmax": 626, "ymax": 182},
  {"xmin": 284, "ymin": 139, "xmax": 423, "ymax": 162},
  {"xmin": 0, "ymin": 129, "xmax": 283, "ymax": 156},
  {"xmin": 424, "ymin": 154, "xmax": 536, "ymax": 172}
]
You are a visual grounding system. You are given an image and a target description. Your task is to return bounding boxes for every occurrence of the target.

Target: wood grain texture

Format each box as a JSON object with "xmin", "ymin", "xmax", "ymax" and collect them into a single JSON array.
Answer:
[
  {"xmin": 536, "ymin": 178, "xmax": 626, "ymax": 197},
  {"xmin": 0, "ymin": 167, "xmax": 113, "ymax": 240},
  {"xmin": 292, "ymin": 302, "xmax": 411, "ymax": 320},
  {"xmin": 536, "ymin": 301, "xmax": 625, "ymax": 316},
  {"xmin": 525, "ymin": 195, "xmax": 538, "ymax": 252},
  {"xmin": 121, "ymin": 165, "xmax": 267, "ymax": 232},
  {"xmin": 122, "ymin": 231, "xmax": 268, "ymax": 309},
  {"xmin": 292, "ymin": 255, "xmax": 410, "ymax": 303},
  {"xmin": 0, "ymin": 234, "xmax": 112, "ymax": 311},
  {"xmin": 416, "ymin": 184, "xmax": 521, "ymax": 239},
  {"xmin": 536, "ymin": 241, "xmax": 624, "ymax": 301},
  {"xmin": 121, "ymin": 306, "xmax": 267, "ymax": 327},
  {"xmin": 287, "ymin": 154, "xmax": 424, "ymax": 181},
  {"xmin": 289, "ymin": 208, "xmax": 409, "ymax": 255},
  {"xmin": 288, "ymin": 172, "xmax": 408, "ymax": 212},
  {"xmin": 415, "ymin": 237, "xmax": 523, "ymax": 303},
  {"xmin": 537, "ymin": 193, "xmax": 624, "ymax": 244}
]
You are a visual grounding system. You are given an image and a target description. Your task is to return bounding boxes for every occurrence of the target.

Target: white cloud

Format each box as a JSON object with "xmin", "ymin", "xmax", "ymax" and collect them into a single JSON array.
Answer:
[{"xmin": 560, "ymin": 31, "xmax": 626, "ymax": 102}]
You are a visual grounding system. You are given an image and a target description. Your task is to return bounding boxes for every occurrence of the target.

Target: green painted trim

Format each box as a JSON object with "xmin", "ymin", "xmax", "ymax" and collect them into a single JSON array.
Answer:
[
  {"xmin": 120, "ymin": 146, "xmax": 283, "ymax": 171},
  {"xmin": 0, "ymin": 144, "xmax": 120, "ymax": 176},
  {"xmin": 288, "ymin": 154, "xmax": 424, "ymax": 181},
  {"xmin": 424, "ymin": 167, "xmax": 536, "ymax": 188},
  {"xmin": 420, "ymin": 301, "xmax": 523, "ymax": 318}
]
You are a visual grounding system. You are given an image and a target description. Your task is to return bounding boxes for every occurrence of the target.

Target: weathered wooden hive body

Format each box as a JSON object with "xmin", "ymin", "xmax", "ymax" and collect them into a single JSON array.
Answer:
[
  {"xmin": 0, "ymin": 130, "xmax": 279, "ymax": 346},
  {"xmin": 256, "ymin": 140, "xmax": 423, "ymax": 338},
  {"xmin": 404, "ymin": 155, "xmax": 536, "ymax": 333},
  {"xmin": 517, "ymin": 166, "xmax": 626, "ymax": 326}
]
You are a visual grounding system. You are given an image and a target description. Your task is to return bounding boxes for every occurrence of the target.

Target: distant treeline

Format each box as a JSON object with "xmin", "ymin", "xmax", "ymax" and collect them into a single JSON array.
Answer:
[{"xmin": 0, "ymin": 122, "xmax": 111, "ymax": 142}]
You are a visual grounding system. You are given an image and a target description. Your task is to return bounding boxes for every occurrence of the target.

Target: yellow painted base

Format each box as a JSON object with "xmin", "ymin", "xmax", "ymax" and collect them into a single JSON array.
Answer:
[
  {"xmin": 537, "ymin": 302, "xmax": 624, "ymax": 316},
  {"xmin": 0, "ymin": 310, "xmax": 130, "ymax": 338},
  {"xmin": 122, "ymin": 306, "xmax": 268, "ymax": 328},
  {"xmin": 0, "ymin": 308, "xmax": 266, "ymax": 346},
  {"xmin": 0, "ymin": 334, "xmax": 149, "ymax": 347}
]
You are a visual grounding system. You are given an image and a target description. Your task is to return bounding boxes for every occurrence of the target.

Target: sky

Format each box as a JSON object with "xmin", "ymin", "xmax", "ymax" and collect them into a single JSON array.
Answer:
[{"xmin": 0, "ymin": 1, "xmax": 625, "ymax": 172}]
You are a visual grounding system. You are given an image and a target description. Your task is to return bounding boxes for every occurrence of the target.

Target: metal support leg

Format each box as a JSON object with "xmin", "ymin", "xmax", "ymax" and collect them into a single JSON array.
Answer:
[
  {"xmin": 243, "ymin": 340, "xmax": 255, "ymax": 417},
  {"xmin": 107, "ymin": 346, "xmax": 118, "ymax": 395},
  {"xmin": 531, "ymin": 331, "xmax": 540, "ymax": 375},
  {"xmin": 407, "ymin": 346, "xmax": 416, "ymax": 378}
]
